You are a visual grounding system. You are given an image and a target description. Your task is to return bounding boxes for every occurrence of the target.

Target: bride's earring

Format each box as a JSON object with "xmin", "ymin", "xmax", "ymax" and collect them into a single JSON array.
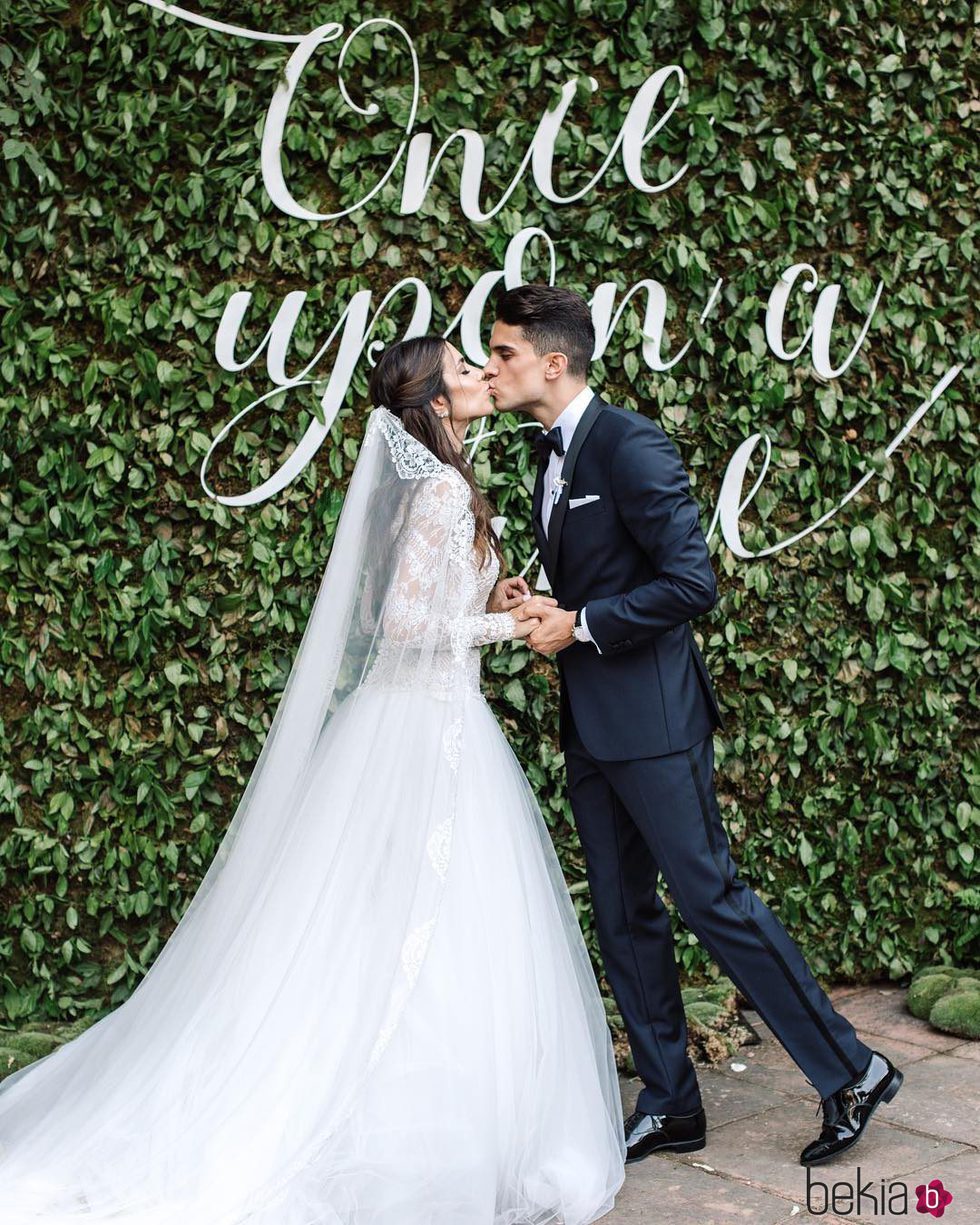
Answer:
[{"xmin": 436, "ymin": 410, "xmax": 449, "ymax": 419}]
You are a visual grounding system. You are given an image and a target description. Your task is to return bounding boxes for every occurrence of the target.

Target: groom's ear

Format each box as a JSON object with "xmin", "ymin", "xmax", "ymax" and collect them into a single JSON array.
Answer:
[{"xmin": 543, "ymin": 351, "xmax": 569, "ymax": 381}]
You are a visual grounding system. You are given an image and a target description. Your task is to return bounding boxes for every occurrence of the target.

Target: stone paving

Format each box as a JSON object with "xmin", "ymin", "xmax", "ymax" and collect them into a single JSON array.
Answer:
[{"xmin": 605, "ymin": 984, "xmax": 979, "ymax": 1223}]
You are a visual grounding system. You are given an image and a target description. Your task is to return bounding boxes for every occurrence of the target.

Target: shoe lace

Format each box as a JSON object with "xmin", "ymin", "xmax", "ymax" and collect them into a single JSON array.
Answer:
[{"xmin": 816, "ymin": 1095, "xmax": 844, "ymax": 1127}]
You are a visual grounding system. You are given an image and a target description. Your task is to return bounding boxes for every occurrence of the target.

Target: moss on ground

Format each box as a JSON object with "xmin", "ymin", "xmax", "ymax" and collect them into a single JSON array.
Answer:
[{"xmin": 907, "ymin": 964, "xmax": 980, "ymax": 1041}]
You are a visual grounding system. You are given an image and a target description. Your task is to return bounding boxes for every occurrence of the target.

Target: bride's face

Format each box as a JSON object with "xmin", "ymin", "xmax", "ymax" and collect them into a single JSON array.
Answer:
[{"xmin": 434, "ymin": 342, "xmax": 495, "ymax": 424}]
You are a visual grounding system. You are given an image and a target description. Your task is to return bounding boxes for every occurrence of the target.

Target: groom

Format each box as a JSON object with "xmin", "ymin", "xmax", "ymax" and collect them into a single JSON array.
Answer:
[{"xmin": 485, "ymin": 284, "xmax": 903, "ymax": 1167}]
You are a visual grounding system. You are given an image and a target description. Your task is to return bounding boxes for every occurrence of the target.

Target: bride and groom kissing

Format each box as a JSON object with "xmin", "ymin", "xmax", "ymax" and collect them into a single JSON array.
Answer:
[{"xmin": 0, "ymin": 283, "xmax": 902, "ymax": 1224}]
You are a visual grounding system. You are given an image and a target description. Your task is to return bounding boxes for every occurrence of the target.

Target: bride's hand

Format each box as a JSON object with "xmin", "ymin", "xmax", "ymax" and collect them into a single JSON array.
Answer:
[
  {"xmin": 510, "ymin": 615, "xmax": 541, "ymax": 640},
  {"xmin": 487, "ymin": 576, "xmax": 534, "ymax": 613}
]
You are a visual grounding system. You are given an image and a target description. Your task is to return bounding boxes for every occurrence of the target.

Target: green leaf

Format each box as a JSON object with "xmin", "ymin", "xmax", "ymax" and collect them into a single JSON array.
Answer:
[
  {"xmin": 773, "ymin": 135, "xmax": 796, "ymax": 169},
  {"xmin": 850, "ymin": 525, "xmax": 871, "ymax": 557},
  {"xmin": 504, "ymin": 679, "xmax": 526, "ymax": 712},
  {"xmin": 697, "ymin": 17, "xmax": 725, "ymax": 46},
  {"xmin": 866, "ymin": 587, "xmax": 886, "ymax": 623}
]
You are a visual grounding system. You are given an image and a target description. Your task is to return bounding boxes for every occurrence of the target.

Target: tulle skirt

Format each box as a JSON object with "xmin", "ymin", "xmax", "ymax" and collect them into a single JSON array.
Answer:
[{"xmin": 0, "ymin": 685, "xmax": 626, "ymax": 1224}]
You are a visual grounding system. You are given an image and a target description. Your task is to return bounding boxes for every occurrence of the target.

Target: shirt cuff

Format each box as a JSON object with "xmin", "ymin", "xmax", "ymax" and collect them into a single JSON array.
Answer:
[{"xmin": 579, "ymin": 606, "xmax": 602, "ymax": 654}]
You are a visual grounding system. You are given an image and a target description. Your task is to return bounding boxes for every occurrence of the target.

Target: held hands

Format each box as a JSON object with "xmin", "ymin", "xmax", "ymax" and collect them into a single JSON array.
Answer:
[
  {"xmin": 487, "ymin": 575, "xmax": 532, "ymax": 613},
  {"xmin": 510, "ymin": 614, "xmax": 541, "ymax": 640},
  {"xmin": 513, "ymin": 596, "xmax": 576, "ymax": 655},
  {"xmin": 489, "ymin": 582, "xmax": 576, "ymax": 653},
  {"xmin": 486, "ymin": 577, "xmax": 547, "ymax": 643}
]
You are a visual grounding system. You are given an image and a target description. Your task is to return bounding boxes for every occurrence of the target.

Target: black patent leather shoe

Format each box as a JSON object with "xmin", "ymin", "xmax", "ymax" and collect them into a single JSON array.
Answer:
[
  {"xmin": 800, "ymin": 1051, "xmax": 903, "ymax": 1166},
  {"xmin": 624, "ymin": 1106, "xmax": 706, "ymax": 1163}
]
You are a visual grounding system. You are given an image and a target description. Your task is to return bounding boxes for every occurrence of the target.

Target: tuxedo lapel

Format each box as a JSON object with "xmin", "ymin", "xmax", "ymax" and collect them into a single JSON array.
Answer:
[
  {"xmin": 545, "ymin": 395, "xmax": 603, "ymax": 576},
  {"xmin": 531, "ymin": 458, "xmax": 548, "ymax": 568}
]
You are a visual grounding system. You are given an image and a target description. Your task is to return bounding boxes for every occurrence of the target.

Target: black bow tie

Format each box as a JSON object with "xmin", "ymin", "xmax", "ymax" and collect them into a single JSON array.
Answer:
[{"xmin": 531, "ymin": 426, "xmax": 565, "ymax": 464}]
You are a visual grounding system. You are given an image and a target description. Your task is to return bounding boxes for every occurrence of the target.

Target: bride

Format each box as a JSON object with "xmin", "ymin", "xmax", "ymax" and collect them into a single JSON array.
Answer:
[{"xmin": 0, "ymin": 335, "xmax": 627, "ymax": 1224}]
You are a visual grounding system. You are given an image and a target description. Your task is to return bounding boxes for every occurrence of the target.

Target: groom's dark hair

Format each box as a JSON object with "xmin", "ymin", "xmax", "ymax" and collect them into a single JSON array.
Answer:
[{"xmin": 494, "ymin": 284, "xmax": 594, "ymax": 380}]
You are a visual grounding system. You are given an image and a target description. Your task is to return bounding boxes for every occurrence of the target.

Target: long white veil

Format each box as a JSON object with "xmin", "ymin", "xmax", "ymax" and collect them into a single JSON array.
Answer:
[{"xmin": 0, "ymin": 406, "xmax": 489, "ymax": 1223}]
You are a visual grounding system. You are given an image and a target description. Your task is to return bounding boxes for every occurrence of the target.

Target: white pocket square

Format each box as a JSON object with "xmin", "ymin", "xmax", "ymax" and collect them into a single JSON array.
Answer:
[{"xmin": 569, "ymin": 495, "xmax": 601, "ymax": 509}]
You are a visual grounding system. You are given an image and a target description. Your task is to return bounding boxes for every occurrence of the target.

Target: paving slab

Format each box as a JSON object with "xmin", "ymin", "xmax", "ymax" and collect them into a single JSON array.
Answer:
[
  {"xmin": 831, "ymin": 985, "xmax": 964, "ymax": 1052},
  {"xmin": 827, "ymin": 983, "xmax": 868, "ymax": 1007},
  {"xmin": 713, "ymin": 1032, "xmax": 815, "ymax": 1100},
  {"xmin": 852, "ymin": 1032, "xmax": 952, "ymax": 1067},
  {"xmin": 699, "ymin": 1070, "xmax": 800, "ymax": 1129},
  {"xmin": 621, "ymin": 1067, "xmax": 794, "ymax": 1130},
  {"xmin": 769, "ymin": 1212, "xmax": 856, "ymax": 1224},
  {"xmin": 875, "ymin": 1051, "xmax": 980, "ymax": 1146},
  {"xmin": 947, "ymin": 1039, "xmax": 980, "ymax": 1063},
  {"xmin": 606, "ymin": 1155, "xmax": 803, "ymax": 1224}
]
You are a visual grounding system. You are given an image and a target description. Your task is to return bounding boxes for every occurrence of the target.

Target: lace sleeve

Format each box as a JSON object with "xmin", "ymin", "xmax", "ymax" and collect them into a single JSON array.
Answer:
[
  {"xmin": 468, "ymin": 611, "xmax": 518, "ymax": 647},
  {"xmin": 383, "ymin": 474, "xmax": 516, "ymax": 650}
]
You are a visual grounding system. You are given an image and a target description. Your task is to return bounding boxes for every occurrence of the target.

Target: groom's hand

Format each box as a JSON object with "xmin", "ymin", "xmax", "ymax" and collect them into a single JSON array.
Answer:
[
  {"xmin": 513, "ymin": 595, "xmax": 559, "ymax": 622},
  {"xmin": 518, "ymin": 603, "xmax": 576, "ymax": 654}
]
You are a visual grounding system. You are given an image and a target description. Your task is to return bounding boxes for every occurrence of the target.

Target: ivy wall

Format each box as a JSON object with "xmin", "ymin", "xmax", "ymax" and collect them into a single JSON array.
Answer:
[{"xmin": 0, "ymin": 0, "xmax": 976, "ymax": 1022}]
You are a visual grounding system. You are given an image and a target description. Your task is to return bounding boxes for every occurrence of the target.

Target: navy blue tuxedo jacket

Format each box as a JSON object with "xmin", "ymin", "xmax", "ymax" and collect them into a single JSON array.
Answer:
[{"xmin": 531, "ymin": 394, "xmax": 725, "ymax": 761}]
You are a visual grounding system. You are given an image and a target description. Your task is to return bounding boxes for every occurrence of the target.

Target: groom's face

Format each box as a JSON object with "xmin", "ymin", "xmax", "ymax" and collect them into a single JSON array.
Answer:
[{"xmin": 485, "ymin": 321, "xmax": 550, "ymax": 414}]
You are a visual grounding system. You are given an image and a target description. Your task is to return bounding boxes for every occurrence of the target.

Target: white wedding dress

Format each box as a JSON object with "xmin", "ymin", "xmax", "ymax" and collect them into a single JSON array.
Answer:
[{"xmin": 0, "ymin": 407, "xmax": 626, "ymax": 1224}]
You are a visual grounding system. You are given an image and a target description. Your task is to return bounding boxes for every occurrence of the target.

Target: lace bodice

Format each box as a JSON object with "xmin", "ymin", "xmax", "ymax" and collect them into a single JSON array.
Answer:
[{"xmin": 362, "ymin": 465, "xmax": 516, "ymax": 699}]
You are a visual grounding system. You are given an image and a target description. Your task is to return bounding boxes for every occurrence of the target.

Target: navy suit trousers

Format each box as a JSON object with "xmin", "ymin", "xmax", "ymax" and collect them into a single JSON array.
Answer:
[{"xmin": 562, "ymin": 691, "xmax": 872, "ymax": 1115}]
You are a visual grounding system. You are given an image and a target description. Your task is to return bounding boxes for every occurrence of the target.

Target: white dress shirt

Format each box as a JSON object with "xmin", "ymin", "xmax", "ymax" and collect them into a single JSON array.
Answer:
[
  {"xmin": 539, "ymin": 386, "xmax": 601, "ymax": 652},
  {"xmin": 541, "ymin": 385, "xmax": 594, "ymax": 533}
]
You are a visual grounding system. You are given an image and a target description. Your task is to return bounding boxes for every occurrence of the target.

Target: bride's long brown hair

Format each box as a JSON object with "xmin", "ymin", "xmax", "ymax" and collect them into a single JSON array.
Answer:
[{"xmin": 368, "ymin": 336, "xmax": 504, "ymax": 569}]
